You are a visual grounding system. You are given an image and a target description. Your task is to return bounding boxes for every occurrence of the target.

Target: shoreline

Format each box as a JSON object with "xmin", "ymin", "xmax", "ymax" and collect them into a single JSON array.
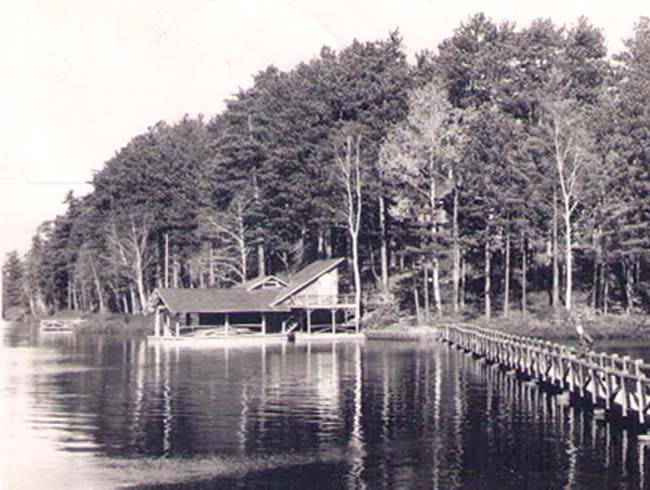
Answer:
[
  {"xmin": 12, "ymin": 310, "xmax": 650, "ymax": 342},
  {"xmin": 366, "ymin": 313, "xmax": 650, "ymax": 342}
]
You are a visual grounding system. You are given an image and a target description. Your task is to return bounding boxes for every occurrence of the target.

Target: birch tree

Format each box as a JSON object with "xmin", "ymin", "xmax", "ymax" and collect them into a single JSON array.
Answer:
[
  {"xmin": 379, "ymin": 80, "xmax": 460, "ymax": 317},
  {"xmin": 539, "ymin": 91, "xmax": 595, "ymax": 312},
  {"xmin": 203, "ymin": 195, "xmax": 255, "ymax": 285},
  {"xmin": 104, "ymin": 214, "xmax": 154, "ymax": 314},
  {"xmin": 333, "ymin": 133, "xmax": 363, "ymax": 332}
]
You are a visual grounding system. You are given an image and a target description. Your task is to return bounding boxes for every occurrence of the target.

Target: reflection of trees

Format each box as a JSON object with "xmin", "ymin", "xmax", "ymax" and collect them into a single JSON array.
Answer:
[{"xmin": 26, "ymin": 334, "xmax": 650, "ymax": 488}]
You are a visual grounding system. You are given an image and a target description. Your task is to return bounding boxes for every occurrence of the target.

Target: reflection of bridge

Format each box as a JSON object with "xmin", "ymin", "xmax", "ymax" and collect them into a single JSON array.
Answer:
[{"xmin": 440, "ymin": 323, "xmax": 650, "ymax": 427}]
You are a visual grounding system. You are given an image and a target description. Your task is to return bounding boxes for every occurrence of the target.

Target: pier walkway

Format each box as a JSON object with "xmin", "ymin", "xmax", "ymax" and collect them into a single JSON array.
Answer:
[{"xmin": 439, "ymin": 323, "xmax": 650, "ymax": 427}]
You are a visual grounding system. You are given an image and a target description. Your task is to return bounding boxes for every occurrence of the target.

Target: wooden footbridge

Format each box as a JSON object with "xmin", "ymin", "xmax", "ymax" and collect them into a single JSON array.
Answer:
[{"xmin": 439, "ymin": 323, "xmax": 650, "ymax": 427}]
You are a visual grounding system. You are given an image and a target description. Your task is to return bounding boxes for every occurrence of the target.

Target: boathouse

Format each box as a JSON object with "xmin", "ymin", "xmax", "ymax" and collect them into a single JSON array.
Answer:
[{"xmin": 147, "ymin": 258, "xmax": 360, "ymax": 339}]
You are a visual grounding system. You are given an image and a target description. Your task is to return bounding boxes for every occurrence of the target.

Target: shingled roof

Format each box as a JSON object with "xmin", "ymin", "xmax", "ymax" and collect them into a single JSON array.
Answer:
[
  {"xmin": 150, "ymin": 258, "xmax": 345, "ymax": 314},
  {"xmin": 152, "ymin": 287, "xmax": 289, "ymax": 314},
  {"xmin": 271, "ymin": 257, "xmax": 344, "ymax": 306}
]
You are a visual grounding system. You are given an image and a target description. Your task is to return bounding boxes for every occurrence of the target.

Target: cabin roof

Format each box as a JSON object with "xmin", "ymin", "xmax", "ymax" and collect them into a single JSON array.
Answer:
[
  {"xmin": 232, "ymin": 274, "xmax": 289, "ymax": 291},
  {"xmin": 152, "ymin": 287, "xmax": 289, "ymax": 314},
  {"xmin": 271, "ymin": 257, "xmax": 344, "ymax": 306},
  {"xmin": 149, "ymin": 258, "xmax": 345, "ymax": 314}
]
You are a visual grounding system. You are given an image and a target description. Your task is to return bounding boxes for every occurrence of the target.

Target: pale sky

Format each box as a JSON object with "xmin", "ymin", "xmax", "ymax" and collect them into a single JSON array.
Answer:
[{"xmin": 0, "ymin": 0, "xmax": 647, "ymax": 258}]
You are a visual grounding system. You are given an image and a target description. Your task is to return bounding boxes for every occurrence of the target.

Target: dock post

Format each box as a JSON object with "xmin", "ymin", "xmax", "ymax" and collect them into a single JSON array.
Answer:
[
  {"xmin": 262, "ymin": 313, "xmax": 266, "ymax": 335},
  {"xmin": 281, "ymin": 319, "xmax": 287, "ymax": 334},
  {"xmin": 331, "ymin": 308, "xmax": 336, "ymax": 334},
  {"xmin": 225, "ymin": 313, "xmax": 230, "ymax": 337},
  {"xmin": 164, "ymin": 314, "xmax": 171, "ymax": 338},
  {"xmin": 175, "ymin": 317, "xmax": 180, "ymax": 337},
  {"xmin": 154, "ymin": 307, "xmax": 161, "ymax": 338},
  {"xmin": 636, "ymin": 360, "xmax": 646, "ymax": 424},
  {"xmin": 307, "ymin": 309, "xmax": 312, "ymax": 335}
]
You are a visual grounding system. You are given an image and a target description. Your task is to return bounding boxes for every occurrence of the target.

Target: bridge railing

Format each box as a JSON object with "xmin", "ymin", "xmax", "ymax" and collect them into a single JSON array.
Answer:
[
  {"xmin": 287, "ymin": 293, "xmax": 387, "ymax": 308},
  {"xmin": 438, "ymin": 322, "xmax": 650, "ymax": 425}
]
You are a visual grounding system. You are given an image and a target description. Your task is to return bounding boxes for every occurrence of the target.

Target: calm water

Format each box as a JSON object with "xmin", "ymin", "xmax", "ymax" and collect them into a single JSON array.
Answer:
[{"xmin": 2, "ymin": 323, "xmax": 650, "ymax": 489}]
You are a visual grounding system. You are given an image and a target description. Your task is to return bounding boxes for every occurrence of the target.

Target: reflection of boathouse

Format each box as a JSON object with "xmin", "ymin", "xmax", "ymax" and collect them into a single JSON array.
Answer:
[{"xmin": 147, "ymin": 258, "xmax": 361, "ymax": 339}]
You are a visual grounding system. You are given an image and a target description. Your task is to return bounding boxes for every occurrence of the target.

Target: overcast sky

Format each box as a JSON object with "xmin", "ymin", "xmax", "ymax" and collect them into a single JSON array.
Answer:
[{"xmin": 0, "ymin": 0, "xmax": 647, "ymax": 258}]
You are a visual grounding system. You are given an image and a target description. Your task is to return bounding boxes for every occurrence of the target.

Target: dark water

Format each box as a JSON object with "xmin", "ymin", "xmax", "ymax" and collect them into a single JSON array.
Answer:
[{"xmin": 2, "ymin": 323, "xmax": 650, "ymax": 489}]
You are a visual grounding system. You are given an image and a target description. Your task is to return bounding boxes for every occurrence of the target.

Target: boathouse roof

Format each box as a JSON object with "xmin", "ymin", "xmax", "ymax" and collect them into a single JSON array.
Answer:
[
  {"xmin": 152, "ymin": 287, "xmax": 288, "ymax": 314},
  {"xmin": 149, "ymin": 258, "xmax": 345, "ymax": 314},
  {"xmin": 271, "ymin": 258, "xmax": 344, "ymax": 306}
]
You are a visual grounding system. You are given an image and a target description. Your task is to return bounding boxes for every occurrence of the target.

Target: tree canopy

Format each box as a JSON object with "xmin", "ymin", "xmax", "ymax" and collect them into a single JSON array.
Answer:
[{"xmin": 5, "ymin": 16, "xmax": 650, "ymax": 322}]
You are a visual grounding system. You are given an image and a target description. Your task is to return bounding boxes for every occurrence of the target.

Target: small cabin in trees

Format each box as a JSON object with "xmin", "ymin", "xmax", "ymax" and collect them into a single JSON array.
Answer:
[{"xmin": 147, "ymin": 258, "xmax": 360, "ymax": 339}]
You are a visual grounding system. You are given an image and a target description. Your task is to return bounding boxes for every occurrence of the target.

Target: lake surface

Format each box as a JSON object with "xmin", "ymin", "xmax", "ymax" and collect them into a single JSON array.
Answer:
[{"xmin": 2, "ymin": 322, "xmax": 650, "ymax": 489}]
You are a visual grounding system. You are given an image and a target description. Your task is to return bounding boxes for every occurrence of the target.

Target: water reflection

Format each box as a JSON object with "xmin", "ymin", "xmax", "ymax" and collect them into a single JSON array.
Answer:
[{"xmin": 2, "ymin": 324, "xmax": 650, "ymax": 488}]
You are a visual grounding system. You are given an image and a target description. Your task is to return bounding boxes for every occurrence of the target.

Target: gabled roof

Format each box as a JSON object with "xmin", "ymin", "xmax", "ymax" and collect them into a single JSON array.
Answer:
[
  {"xmin": 148, "ymin": 258, "xmax": 345, "ymax": 314},
  {"xmin": 152, "ymin": 288, "xmax": 290, "ymax": 314},
  {"xmin": 232, "ymin": 275, "xmax": 289, "ymax": 291},
  {"xmin": 271, "ymin": 257, "xmax": 345, "ymax": 307}
]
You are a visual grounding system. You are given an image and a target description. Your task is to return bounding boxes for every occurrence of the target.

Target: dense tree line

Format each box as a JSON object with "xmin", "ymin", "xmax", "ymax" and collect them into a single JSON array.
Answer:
[{"xmin": 4, "ymin": 15, "xmax": 650, "ymax": 322}]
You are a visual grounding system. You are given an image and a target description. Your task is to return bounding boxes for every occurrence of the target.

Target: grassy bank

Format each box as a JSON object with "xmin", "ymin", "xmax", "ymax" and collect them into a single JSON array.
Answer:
[
  {"xmin": 365, "ymin": 302, "xmax": 650, "ymax": 341},
  {"xmin": 469, "ymin": 312, "xmax": 650, "ymax": 341}
]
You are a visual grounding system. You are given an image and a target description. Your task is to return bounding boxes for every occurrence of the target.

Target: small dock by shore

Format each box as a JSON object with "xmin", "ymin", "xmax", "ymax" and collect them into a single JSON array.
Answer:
[{"xmin": 39, "ymin": 318, "xmax": 85, "ymax": 333}]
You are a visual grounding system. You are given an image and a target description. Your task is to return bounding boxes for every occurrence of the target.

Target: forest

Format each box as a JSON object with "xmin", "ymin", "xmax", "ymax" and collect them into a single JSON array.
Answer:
[{"xmin": 3, "ymin": 14, "xmax": 650, "ymax": 325}]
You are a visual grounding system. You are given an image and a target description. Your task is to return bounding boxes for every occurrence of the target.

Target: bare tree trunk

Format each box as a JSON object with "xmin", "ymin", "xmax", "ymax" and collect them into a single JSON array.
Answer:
[
  {"xmin": 460, "ymin": 255, "xmax": 466, "ymax": 311},
  {"xmin": 129, "ymin": 284, "xmax": 138, "ymax": 315},
  {"xmin": 552, "ymin": 188, "xmax": 560, "ymax": 309},
  {"xmin": 413, "ymin": 282, "xmax": 421, "ymax": 324},
  {"xmin": 603, "ymin": 263, "xmax": 609, "ymax": 315},
  {"xmin": 625, "ymin": 260, "xmax": 633, "ymax": 316},
  {"xmin": 164, "ymin": 233, "xmax": 169, "ymax": 288},
  {"xmin": 428, "ymin": 156, "xmax": 442, "ymax": 317},
  {"xmin": 485, "ymin": 240, "xmax": 491, "ymax": 319},
  {"xmin": 317, "ymin": 230, "xmax": 325, "ymax": 258},
  {"xmin": 598, "ymin": 259, "xmax": 605, "ymax": 312},
  {"xmin": 337, "ymin": 135, "xmax": 363, "ymax": 333},
  {"xmin": 432, "ymin": 258, "xmax": 442, "ymax": 318},
  {"xmin": 325, "ymin": 227, "xmax": 333, "ymax": 258},
  {"xmin": 564, "ymin": 210, "xmax": 573, "ymax": 312},
  {"xmin": 209, "ymin": 244, "xmax": 215, "ymax": 286},
  {"xmin": 452, "ymin": 187, "xmax": 460, "ymax": 314},
  {"xmin": 88, "ymin": 287, "xmax": 96, "ymax": 312},
  {"xmin": 80, "ymin": 285, "xmax": 86, "ymax": 311},
  {"xmin": 521, "ymin": 238, "xmax": 527, "ymax": 319},
  {"xmin": 423, "ymin": 265, "xmax": 430, "ymax": 323},
  {"xmin": 172, "ymin": 258, "xmax": 179, "ymax": 288},
  {"xmin": 110, "ymin": 286, "xmax": 120, "ymax": 313},
  {"xmin": 91, "ymin": 259, "xmax": 105, "ymax": 314},
  {"xmin": 379, "ymin": 195, "xmax": 389, "ymax": 296},
  {"xmin": 592, "ymin": 261, "xmax": 599, "ymax": 311},
  {"xmin": 72, "ymin": 282, "xmax": 79, "ymax": 311},
  {"xmin": 503, "ymin": 229, "xmax": 510, "ymax": 318},
  {"xmin": 257, "ymin": 240, "xmax": 266, "ymax": 277},
  {"xmin": 351, "ymin": 230, "xmax": 362, "ymax": 332},
  {"xmin": 122, "ymin": 294, "xmax": 129, "ymax": 314},
  {"xmin": 198, "ymin": 261, "xmax": 205, "ymax": 288}
]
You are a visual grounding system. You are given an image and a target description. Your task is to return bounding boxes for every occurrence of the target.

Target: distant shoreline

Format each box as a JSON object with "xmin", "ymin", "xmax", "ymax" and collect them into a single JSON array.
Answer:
[{"xmin": 366, "ymin": 313, "xmax": 650, "ymax": 342}]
